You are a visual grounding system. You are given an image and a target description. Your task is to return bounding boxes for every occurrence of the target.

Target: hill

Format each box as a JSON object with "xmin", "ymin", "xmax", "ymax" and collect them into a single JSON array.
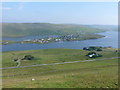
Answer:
[
  {"xmin": 2, "ymin": 23, "xmax": 106, "ymax": 37},
  {"xmin": 85, "ymin": 25, "xmax": 117, "ymax": 31}
]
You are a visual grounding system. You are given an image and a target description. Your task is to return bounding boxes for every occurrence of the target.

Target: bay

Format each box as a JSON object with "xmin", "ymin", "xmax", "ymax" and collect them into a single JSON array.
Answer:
[{"xmin": 2, "ymin": 31, "xmax": 118, "ymax": 52}]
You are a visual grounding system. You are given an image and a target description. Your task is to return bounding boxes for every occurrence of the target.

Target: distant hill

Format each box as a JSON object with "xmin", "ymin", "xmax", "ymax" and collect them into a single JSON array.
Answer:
[
  {"xmin": 85, "ymin": 25, "xmax": 117, "ymax": 31},
  {"xmin": 2, "ymin": 23, "xmax": 110, "ymax": 37}
]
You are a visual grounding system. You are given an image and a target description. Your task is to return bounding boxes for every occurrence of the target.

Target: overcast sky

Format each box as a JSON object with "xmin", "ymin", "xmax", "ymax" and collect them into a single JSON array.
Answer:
[{"xmin": 1, "ymin": 2, "xmax": 118, "ymax": 25}]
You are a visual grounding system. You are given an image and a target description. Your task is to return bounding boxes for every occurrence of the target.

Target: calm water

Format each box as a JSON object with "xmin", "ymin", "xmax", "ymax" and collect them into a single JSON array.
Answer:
[
  {"xmin": 2, "ymin": 35, "xmax": 59, "ymax": 41},
  {"xmin": 2, "ymin": 31, "xmax": 118, "ymax": 52}
]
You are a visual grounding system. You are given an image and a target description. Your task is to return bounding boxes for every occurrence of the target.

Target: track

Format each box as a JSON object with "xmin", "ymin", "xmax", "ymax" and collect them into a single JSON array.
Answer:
[{"xmin": 1, "ymin": 57, "xmax": 119, "ymax": 70}]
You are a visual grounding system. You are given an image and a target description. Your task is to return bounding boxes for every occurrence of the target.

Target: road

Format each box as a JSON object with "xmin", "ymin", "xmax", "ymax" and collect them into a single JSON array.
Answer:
[{"xmin": 1, "ymin": 57, "xmax": 119, "ymax": 70}]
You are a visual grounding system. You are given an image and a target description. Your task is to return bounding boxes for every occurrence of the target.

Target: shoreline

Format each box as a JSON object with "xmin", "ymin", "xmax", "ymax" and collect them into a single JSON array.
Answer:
[
  {"xmin": 2, "ymin": 34, "xmax": 105, "ymax": 45},
  {"xmin": 2, "ymin": 31, "xmax": 118, "ymax": 52},
  {"xmin": 2, "ymin": 47, "xmax": 118, "ymax": 53}
]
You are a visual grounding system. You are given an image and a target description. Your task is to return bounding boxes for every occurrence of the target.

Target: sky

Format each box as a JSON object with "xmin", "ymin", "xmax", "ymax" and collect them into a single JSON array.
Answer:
[{"xmin": 1, "ymin": 2, "xmax": 118, "ymax": 25}]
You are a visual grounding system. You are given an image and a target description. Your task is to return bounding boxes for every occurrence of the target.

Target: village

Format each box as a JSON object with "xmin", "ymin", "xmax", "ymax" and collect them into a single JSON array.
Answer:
[
  {"xmin": 2, "ymin": 33, "xmax": 104, "ymax": 45},
  {"xmin": 23, "ymin": 34, "xmax": 83, "ymax": 44},
  {"xmin": 2, "ymin": 34, "xmax": 85, "ymax": 45}
]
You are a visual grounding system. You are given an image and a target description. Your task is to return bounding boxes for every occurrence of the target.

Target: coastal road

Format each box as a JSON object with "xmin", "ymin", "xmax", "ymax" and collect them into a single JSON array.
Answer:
[{"xmin": 1, "ymin": 57, "xmax": 119, "ymax": 70}]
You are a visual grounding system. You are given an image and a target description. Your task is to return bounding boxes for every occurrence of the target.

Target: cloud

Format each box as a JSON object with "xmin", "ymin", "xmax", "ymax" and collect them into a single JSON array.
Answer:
[{"xmin": 0, "ymin": 7, "xmax": 12, "ymax": 10}]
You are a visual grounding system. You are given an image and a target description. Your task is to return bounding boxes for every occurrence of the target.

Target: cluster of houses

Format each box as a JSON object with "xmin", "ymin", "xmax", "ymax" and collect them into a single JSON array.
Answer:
[
  {"xmin": 13, "ymin": 55, "xmax": 34, "ymax": 61},
  {"xmin": 2, "ymin": 34, "xmax": 84, "ymax": 45},
  {"xmin": 24, "ymin": 37, "xmax": 61, "ymax": 44},
  {"xmin": 83, "ymin": 46, "xmax": 103, "ymax": 58},
  {"xmin": 23, "ymin": 34, "xmax": 82, "ymax": 44},
  {"xmin": 13, "ymin": 55, "xmax": 34, "ymax": 67},
  {"xmin": 60, "ymin": 34, "xmax": 81, "ymax": 41}
]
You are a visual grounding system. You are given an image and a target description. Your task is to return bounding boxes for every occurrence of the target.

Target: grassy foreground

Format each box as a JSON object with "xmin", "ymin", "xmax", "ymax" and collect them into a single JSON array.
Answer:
[{"xmin": 2, "ymin": 48, "xmax": 118, "ymax": 88}]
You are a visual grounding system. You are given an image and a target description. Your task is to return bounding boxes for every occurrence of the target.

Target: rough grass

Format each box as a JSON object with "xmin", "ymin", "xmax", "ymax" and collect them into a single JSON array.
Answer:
[{"xmin": 2, "ymin": 59, "xmax": 118, "ymax": 88}]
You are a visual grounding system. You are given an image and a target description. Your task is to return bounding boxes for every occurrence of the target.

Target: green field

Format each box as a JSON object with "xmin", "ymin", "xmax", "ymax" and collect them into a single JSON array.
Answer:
[{"xmin": 2, "ymin": 48, "xmax": 118, "ymax": 88}]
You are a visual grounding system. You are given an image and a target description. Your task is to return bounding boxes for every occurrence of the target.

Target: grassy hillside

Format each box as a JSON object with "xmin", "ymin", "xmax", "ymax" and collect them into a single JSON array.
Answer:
[
  {"xmin": 2, "ymin": 48, "xmax": 118, "ymax": 88},
  {"xmin": 2, "ymin": 23, "xmax": 106, "ymax": 37},
  {"xmin": 3, "ymin": 59, "xmax": 118, "ymax": 88},
  {"xmin": 2, "ymin": 48, "xmax": 118, "ymax": 68}
]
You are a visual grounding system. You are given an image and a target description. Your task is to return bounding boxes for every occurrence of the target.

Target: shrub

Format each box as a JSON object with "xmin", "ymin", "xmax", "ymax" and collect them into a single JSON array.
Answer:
[{"xmin": 23, "ymin": 55, "xmax": 34, "ymax": 60}]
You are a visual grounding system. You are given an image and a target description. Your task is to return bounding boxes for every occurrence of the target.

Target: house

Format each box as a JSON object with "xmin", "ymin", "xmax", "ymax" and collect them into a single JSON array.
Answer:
[
  {"xmin": 86, "ymin": 52, "xmax": 102, "ymax": 58},
  {"xmin": 47, "ymin": 38, "xmax": 52, "ymax": 40}
]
